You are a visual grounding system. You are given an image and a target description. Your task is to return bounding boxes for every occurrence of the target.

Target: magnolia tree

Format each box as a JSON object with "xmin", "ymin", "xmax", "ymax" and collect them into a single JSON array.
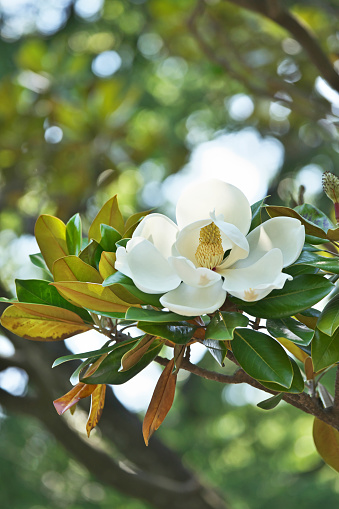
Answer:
[{"xmin": 1, "ymin": 175, "xmax": 339, "ymax": 471}]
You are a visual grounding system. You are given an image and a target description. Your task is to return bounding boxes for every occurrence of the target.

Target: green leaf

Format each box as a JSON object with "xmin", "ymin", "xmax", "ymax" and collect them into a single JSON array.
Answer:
[
  {"xmin": 52, "ymin": 343, "xmax": 117, "ymax": 367},
  {"xmin": 205, "ymin": 312, "xmax": 249, "ymax": 340},
  {"xmin": 66, "ymin": 214, "xmax": 82, "ymax": 256},
  {"xmin": 249, "ymin": 197, "xmax": 266, "ymax": 232},
  {"xmin": 81, "ymin": 337, "xmax": 163, "ymax": 384},
  {"xmin": 116, "ymin": 238, "xmax": 131, "ymax": 248},
  {"xmin": 232, "ymin": 328, "xmax": 293, "ymax": 387},
  {"xmin": 137, "ymin": 321, "xmax": 196, "ymax": 345},
  {"xmin": 103, "ymin": 272, "xmax": 161, "ymax": 307},
  {"xmin": 231, "ymin": 275, "xmax": 333, "ymax": 319},
  {"xmin": 125, "ymin": 307, "xmax": 192, "ymax": 322},
  {"xmin": 294, "ymin": 204, "xmax": 334, "ymax": 233},
  {"xmin": 99, "ymin": 224, "xmax": 122, "ymax": 252},
  {"xmin": 203, "ymin": 339, "xmax": 227, "ymax": 366},
  {"xmin": 29, "ymin": 253, "xmax": 50, "ymax": 272},
  {"xmin": 79, "ymin": 239, "xmax": 103, "ymax": 270},
  {"xmin": 15, "ymin": 279, "xmax": 92, "ymax": 322},
  {"xmin": 292, "ymin": 249, "xmax": 339, "ymax": 274},
  {"xmin": 259, "ymin": 357, "xmax": 305, "ymax": 393},
  {"xmin": 266, "ymin": 317, "xmax": 314, "ymax": 346},
  {"xmin": 257, "ymin": 393, "xmax": 284, "ymax": 410},
  {"xmin": 311, "ymin": 328, "xmax": 339, "ymax": 372},
  {"xmin": 317, "ymin": 294, "xmax": 339, "ymax": 336}
]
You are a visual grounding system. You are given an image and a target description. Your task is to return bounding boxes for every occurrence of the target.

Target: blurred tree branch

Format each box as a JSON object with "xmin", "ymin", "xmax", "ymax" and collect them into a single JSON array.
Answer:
[{"xmin": 224, "ymin": 0, "xmax": 339, "ymax": 92}]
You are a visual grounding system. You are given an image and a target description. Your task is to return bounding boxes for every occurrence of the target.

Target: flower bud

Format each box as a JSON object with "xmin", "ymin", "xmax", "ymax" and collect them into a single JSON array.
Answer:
[{"xmin": 322, "ymin": 171, "xmax": 339, "ymax": 224}]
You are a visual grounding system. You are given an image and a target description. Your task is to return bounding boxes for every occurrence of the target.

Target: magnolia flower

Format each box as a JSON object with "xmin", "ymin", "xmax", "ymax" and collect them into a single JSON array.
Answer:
[{"xmin": 115, "ymin": 180, "xmax": 305, "ymax": 316}]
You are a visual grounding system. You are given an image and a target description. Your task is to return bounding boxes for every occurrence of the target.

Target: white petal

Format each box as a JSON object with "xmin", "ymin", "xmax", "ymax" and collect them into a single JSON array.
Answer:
[
  {"xmin": 160, "ymin": 280, "xmax": 226, "ymax": 316},
  {"xmin": 169, "ymin": 256, "xmax": 221, "ymax": 287},
  {"xmin": 132, "ymin": 213, "xmax": 179, "ymax": 258},
  {"xmin": 115, "ymin": 246, "xmax": 133, "ymax": 278},
  {"xmin": 214, "ymin": 219, "xmax": 249, "ymax": 269},
  {"xmin": 175, "ymin": 219, "xmax": 215, "ymax": 264},
  {"xmin": 176, "ymin": 179, "xmax": 252, "ymax": 234},
  {"xmin": 222, "ymin": 249, "xmax": 292, "ymax": 301},
  {"xmin": 118, "ymin": 237, "xmax": 181, "ymax": 294},
  {"xmin": 175, "ymin": 218, "xmax": 246, "ymax": 267},
  {"xmin": 235, "ymin": 217, "xmax": 305, "ymax": 269}
]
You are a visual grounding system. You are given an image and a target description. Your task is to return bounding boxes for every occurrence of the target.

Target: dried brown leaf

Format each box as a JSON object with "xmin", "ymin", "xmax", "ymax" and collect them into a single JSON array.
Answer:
[
  {"xmin": 86, "ymin": 384, "xmax": 106, "ymax": 437},
  {"xmin": 142, "ymin": 358, "xmax": 177, "ymax": 446}
]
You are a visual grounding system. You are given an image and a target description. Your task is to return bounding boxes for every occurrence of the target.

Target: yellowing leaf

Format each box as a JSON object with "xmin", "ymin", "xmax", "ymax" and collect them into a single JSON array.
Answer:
[
  {"xmin": 276, "ymin": 337, "xmax": 309, "ymax": 363},
  {"xmin": 86, "ymin": 384, "xmax": 106, "ymax": 437},
  {"xmin": 53, "ymin": 382, "xmax": 97, "ymax": 415},
  {"xmin": 99, "ymin": 251, "xmax": 117, "ymax": 280},
  {"xmin": 88, "ymin": 195, "xmax": 124, "ymax": 241},
  {"xmin": 51, "ymin": 281, "xmax": 133, "ymax": 313},
  {"xmin": 313, "ymin": 418, "xmax": 339, "ymax": 472},
  {"xmin": 0, "ymin": 303, "xmax": 92, "ymax": 341},
  {"xmin": 53, "ymin": 255, "xmax": 103, "ymax": 283},
  {"xmin": 294, "ymin": 313, "xmax": 318, "ymax": 330},
  {"xmin": 142, "ymin": 358, "xmax": 177, "ymax": 446},
  {"xmin": 35, "ymin": 215, "xmax": 68, "ymax": 271}
]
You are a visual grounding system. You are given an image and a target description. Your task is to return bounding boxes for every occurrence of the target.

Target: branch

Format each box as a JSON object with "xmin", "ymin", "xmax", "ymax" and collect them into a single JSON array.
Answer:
[
  {"xmin": 224, "ymin": 0, "xmax": 339, "ymax": 92},
  {"xmin": 155, "ymin": 354, "xmax": 339, "ymax": 431}
]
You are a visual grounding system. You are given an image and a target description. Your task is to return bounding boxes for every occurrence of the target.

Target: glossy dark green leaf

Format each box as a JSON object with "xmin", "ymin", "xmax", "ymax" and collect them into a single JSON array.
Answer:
[
  {"xmin": 232, "ymin": 328, "xmax": 293, "ymax": 387},
  {"xmin": 79, "ymin": 239, "xmax": 103, "ymax": 270},
  {"xmin": 259, "ymin": 357, "xmax": 305, "ymax": 393},
  {"xmin": 116, "ymin": 238, "xmax": 130, "ymax": 248},
  {"xmin": 137, "ymin": 321, "xmax": 196, "ymax": 345},
  {"xmin": 103, "ymin": 272, "xmax": 161, "ymax": 307},
  {"xmin": 249, "ymin": 197, "xmax": 267, "ymax": 232},
  {"xmin": 257, "ymin": 393, "xmax": 284, "ymax": 410},
  {"xmin": 87, "ymin": 308, "xmax": 127, "ymax": 320},
  {"xmin": 203, "ymin": 339, "xmax": 227, "ymax": 366},
  {"xmin": 312, "ymin": 328, "xmax": 339, "ymax": 372},
  {"xmin": 205, "ymin": 312, "xmax": 249, "ymax": 341},
  {"xmin": 231, "ymin": 275, "xmax": 333, "ymax": 319},
  {"xmin": 15, "ymin": 279, "xmax": 92, "ymax": 322},
  {"xmin": 99, "ymin": 224, "xmax": 122, "ymax": 252},
  {"xmin": 284, "ymin": 264, "xmax": 319, "ymax": 277},
  {"xmin": 66, "ymin": 214, "xmax": 82, "ymax": 256},
  {"xmin": 125, "ymin": 307, "xmax": 192, "ymax": 322},
  {"xmin": 82, "ymin": 336, "xmax": 163, "ymax": 384},
  {"xmin": 292, "ymin": 249, "xmax": 339, "ymax": 274},
  {"xmin": 317, "ymin": 294, "xmax": 339, "ymax": 336},
  {"xmin": 266, "ymin": 317, "xmax": 314, "ymax": 346}
]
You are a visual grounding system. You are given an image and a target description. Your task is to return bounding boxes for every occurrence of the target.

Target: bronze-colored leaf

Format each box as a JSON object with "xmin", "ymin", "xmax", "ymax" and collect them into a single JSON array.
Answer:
[
  {"xmin": 53, "ymin": 255, "xmax": 103, "ymax": 283},
  {"xmin": 304, "ymin": 356, "xmax": 314, "ymax": 380},
  {"xmin": 53, "ymin": 382, "xmax": 97, "ymax": 415},
  {"xmin": 313, "ymin": 418, "xmax": 339, "ymax": 472},
  {"xmin": 86, "ymin": 384, "xmax": 106, "ymax": 437},
  {"xmin": 142, "ymin": 358, "xmax": 177, "ymax": 446},
  {"xmin": 120, "ymin": 334, "xmax": 156, "ymax": 372}
]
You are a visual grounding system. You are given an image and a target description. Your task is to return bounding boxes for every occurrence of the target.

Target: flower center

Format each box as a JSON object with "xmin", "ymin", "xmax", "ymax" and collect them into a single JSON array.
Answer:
[{"xmin": 195, "ymin": 222, "xmax": 224, "ymax": 269}]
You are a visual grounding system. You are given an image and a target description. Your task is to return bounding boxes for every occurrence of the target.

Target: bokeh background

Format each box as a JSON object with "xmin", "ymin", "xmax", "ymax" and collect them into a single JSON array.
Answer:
[{"xmin": 1, "ymin": 1, "xmax": 339, "ymax": 508}]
